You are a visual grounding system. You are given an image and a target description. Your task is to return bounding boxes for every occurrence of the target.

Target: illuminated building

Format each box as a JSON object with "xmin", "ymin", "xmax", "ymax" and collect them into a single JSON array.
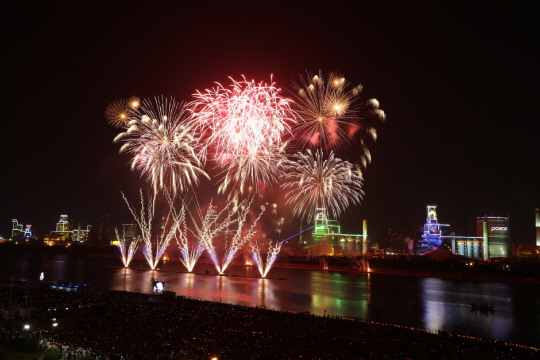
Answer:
[
  {"xmin": 46, "ymin": 215, "xmax": 91, "ymax": 245},
  {"xmin": 535, "ymin": 209, "xmax": 540, "ymax": 246},
  {"xmin": 476, "ymin": 216, "xmax": 509, "ymax": 258},
  {"xmin": 418, "ymin": 205, "xmax": 509, "ymax": 259},
  {"xmin": 122, "ymin": 224, "xmax": 138, "ymax": 240},
  {"xmin": 310, "ymin": 208, "xmax": 368, "ymax": 256},
  {"xmin": 50, "ymin": 215, "xmax": 71, "ymax": 239},
  {"xmin": 12, "ymin": 219, "xmax": 24, "ymax": 238},
  {"xmin": 24, "ymin": 225, "xmax": 32, "ymax": 238}
]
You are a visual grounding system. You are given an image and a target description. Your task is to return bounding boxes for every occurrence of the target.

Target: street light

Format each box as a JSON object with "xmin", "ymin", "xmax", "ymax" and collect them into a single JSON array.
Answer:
[{"xmin": 24, "ymin": 324, "xmax": 30, "ymax": 330}]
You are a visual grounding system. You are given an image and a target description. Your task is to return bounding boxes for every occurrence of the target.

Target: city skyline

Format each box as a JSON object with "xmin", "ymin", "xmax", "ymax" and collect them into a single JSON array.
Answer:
[{"xmin": 2, "ymin": 2, "xmax": 538, "ymax": 245}]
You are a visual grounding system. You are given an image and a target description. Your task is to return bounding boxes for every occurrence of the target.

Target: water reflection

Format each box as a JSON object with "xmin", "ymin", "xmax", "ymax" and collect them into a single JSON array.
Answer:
[{"xmin": 0, "ymin": 254, "xmax": 538, "ymax": 347}]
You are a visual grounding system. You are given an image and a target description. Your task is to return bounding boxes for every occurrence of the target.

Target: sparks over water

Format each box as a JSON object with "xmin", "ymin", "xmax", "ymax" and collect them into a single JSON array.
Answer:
[
  {"xmin": 122, "ymin": 190, "xmax": 178, "ymax": 270},
  {"xmin": 114, "ymin": 227, "xmax": 139, "ymax": 268}
]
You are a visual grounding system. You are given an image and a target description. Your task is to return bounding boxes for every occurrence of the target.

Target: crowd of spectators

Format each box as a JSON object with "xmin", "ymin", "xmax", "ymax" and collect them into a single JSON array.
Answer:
[{"xmin": 1, "ymin": 283, "xmax": 539, "ymax": 359}]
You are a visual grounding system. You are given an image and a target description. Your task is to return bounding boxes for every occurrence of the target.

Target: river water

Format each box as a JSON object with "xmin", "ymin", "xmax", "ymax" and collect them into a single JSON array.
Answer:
[{"xmin": 2, "ymin": 252, "xmax": 539, "ymax": 347}]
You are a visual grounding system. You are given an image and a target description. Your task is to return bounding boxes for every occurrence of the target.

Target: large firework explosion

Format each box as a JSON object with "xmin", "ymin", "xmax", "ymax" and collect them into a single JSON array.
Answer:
[
  {"xmin": 114, "ymin": 227, "xmax": 139, "ymax": 268},
  {"xmin": 281, "ymin": 149, "xmax": 364, "ymax": 223},
  {"xmin": 188, "ymin": 77, "xmax": 296, "ymax": 194},
  {"xmin": 114, "ymin": 97, "xmax": 209, "ymax": 196},
  {"xmin": 291, "ymin": 71, "xmax": 385, "ymax": 167}
]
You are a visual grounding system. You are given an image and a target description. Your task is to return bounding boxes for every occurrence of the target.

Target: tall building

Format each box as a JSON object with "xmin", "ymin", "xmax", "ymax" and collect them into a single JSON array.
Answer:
[
  {"xmin": 476, "ymin": 216, "xmax": 509, "ymax": 258},
  {"xmin": 12, "ymin": 219, "xmax": 24, "ymax": 238},
  {"xmin": 122, "ymin": 224, "xmax": 138, "ymax": 240},
  {"xmin": 535, "ymin": 208, "xmax": 540, "ymax": 246}
]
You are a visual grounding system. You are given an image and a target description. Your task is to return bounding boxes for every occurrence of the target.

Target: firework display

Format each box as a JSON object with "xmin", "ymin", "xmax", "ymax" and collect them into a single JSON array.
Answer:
[
  {"xmin": 105, "ymin": 98, "xmax": 136, "ymax": 128},
  {"xmin": 122, "ymin": 190, "xmax": 178, "ymax": 270},
  {"xmin": 114, "ymin": 227, "xmax": 139, "ymax": 268},
  {"xmin": 107, "ymin": 71, "xmax": 384, "ymax": 277},
  {"xmin": 189, "ymin": 77, "xmax": 296, "ymax": 193},
  {"xmin": 291, "ymin": 71, "xmax": 385, "ymax": 167},
  {"xmin": 114, "ymin": 97, "xmax": 209, "ymax": 196},
  {"xmin": 197, "ymin": 199, "xmax": 264, "ymax": 274},
  {"xmin": 281, "ymin": 149, "xmax": 364, "ymax": 223},
  {"xmin": 167, "ymin": 196, "xmax": 206, "ymax": 272}
]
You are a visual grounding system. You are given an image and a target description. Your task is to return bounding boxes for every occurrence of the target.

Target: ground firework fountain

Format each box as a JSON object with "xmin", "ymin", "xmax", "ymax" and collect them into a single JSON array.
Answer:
[
  {"xmin": 197, "ymin": 198, "xmax": 264, "ymax": 274},
  {"xmin": 122, "ymin": 189, "xmax": 178, "ymax": 270},
  {"xmin": 114, "ymin": 227, "xmax": 139, "ymax": 268},
  {"xmin": 169, "ymin": 201, "xmax": 205, "ymax": 272},
  {"xmin": 250, "ymin": 226, "xmax": 314, "ymax": 278}
]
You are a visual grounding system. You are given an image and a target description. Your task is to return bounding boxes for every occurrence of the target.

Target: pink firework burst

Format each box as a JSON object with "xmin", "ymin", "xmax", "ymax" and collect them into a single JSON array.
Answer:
[{"xmin": 188, "ymin": 77, "xmax": 297, "ymax": 192}]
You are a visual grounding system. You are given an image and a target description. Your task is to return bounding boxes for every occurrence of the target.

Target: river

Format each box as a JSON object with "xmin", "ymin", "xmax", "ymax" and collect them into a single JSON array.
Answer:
[{"xmin": 2, "ymin": 252, "xmax": 539, "ymax": 347}]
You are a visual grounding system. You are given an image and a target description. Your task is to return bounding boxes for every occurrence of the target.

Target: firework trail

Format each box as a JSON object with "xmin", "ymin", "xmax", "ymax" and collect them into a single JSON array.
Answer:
[
  {"xmin": 114, "ymin": 97, "xmax": 209, "ymax": 196},
  {"xmin": 281, "ymin": 149, "xmax": 364, "ymax": 222},
  {"xmin": 114, "ymin": 227, "xmax": 139, "ymax": 268},
  {"xmin": 291, "ymin": 71, "xmax": 385, "ymax": 165},
  {"xmin": 166, "ymin": 192, "xmax": 206, "ymax": 273},
  {"xmin": 250, "ymin": 240, "xmax": 283, "ymax": 278},
  {"xmin": 122, "ymin": 189, "xmax": 177, "ymax": 270},
  {"xmin": 174, "ymin": 206, "xmax": 205, "ymax": 272},
  {"xmin": 197, "ymin": 198, "xmax": 265, "ymax": 274},
  {"xmin": 250, "ymin": 226, "xmax": 314, "ymax": 278},
  {"xmin": 189, "ymin": 77, "xmax": 296, "ymax": 193}
]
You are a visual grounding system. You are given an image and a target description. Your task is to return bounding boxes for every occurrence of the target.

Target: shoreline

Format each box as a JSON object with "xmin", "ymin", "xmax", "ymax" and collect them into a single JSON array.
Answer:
[{"xmin": 86, "ymin": 252, "xmax": 540, "ymax": 285}]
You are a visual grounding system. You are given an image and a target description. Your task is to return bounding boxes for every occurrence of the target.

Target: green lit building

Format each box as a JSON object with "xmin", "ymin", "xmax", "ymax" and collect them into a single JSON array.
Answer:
[{"xmin": 310, "ymin": 209, "xmax": 368, "ymax": 256}]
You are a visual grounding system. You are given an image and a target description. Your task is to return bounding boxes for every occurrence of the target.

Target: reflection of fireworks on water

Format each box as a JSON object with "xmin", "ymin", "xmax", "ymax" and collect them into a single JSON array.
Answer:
[
  {"xmin": 291, "ymin": 71, "xmax": 385, "ymax": 165},
  {"xmin": 197, "ymin": 199, "xmax": 264, "ymax": 274},
  {"xmin": 114, "ymin": 227, "xmax": 139, "ymax": 268},
  {"xmin": 189, "ymin": 77, "xmax": 296, "ymax": 193},
  {"xmin": 122, "ymin": 189, "xmax": 177, "ymax": 270},
  {"xmin": 281, "ymin": 149, "xmax": 364, "ymax": 222},
  {"xmin": 114, "ymin": 97, "xmax": 209, "ymax": 195}
]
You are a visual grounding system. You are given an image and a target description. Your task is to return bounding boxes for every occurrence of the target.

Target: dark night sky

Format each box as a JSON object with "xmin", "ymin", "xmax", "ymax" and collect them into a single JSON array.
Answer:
[{"xmin": 1, "ymin": 2, "xmax": 539, "ymax": 244}]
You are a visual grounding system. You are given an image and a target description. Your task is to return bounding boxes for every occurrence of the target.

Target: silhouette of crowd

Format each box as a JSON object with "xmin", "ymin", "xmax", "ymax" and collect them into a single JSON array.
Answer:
[{"xmin": 1, "ymin": 283, "xmax": 538, "ymax": 359}]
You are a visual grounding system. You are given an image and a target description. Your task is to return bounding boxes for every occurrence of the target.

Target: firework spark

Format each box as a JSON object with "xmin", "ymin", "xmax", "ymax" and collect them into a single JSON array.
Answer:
[
  {"xmin": 167, "ymin": 194, "xmax": 206, "ymax": 273},
  {"xmin": 114, "ymin": 227, "xmax": 139, "ymax": 268},
  {"xmin": 114, "ymin": 97, "xmax": 209, "ymax": 195},
  {"xmin": 217, "ymin": 141, "xmax": 288, "ymax": 195},
  {"xmin": 189, "ymin": 77, "xmax": 296, "ymax": 193},
  {"xmin": 291, "ymin": 71, "xmax": 385, "ymax": 161},
  {"xmin": 281, "ymin": 149, "xmax": 364, "ymax": 222},
  {"xmin": 105, "ymin": 98, "xmax": 137, "ymax": 128},
  {"xmin": 250, "ymin": 226, "xmax": 314, "ymax": 278},
  {"xmin": 122, "ymin": 189, "xmax": 177, "ymax": 270},
  {"xmin": 197, "ymin": 198, "xmax": 264, "ymax": 274}
]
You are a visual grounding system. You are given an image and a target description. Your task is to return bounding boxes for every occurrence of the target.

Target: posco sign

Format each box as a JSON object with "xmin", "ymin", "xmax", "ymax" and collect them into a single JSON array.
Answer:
[{"xmin": 491, "ymin": 226, "xmax": 508, "ymax": 232}]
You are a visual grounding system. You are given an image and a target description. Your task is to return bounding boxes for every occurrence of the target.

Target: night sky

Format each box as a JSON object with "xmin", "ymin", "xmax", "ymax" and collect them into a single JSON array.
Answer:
[{"xmin": 2, "ymin": 2, "xmax": 539, "ymax": 245}]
